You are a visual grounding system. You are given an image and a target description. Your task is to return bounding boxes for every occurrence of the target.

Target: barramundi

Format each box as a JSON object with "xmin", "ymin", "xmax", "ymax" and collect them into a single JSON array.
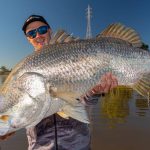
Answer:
[{"xmin": 0, "ymin": 23, "xmax": 150, "ymax": 136}]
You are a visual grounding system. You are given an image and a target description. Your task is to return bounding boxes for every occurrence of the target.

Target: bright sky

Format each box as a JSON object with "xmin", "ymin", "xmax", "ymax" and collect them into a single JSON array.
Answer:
[{"xmin": 0, "ymin": 0, "xmax": 150, "ymax": 69}]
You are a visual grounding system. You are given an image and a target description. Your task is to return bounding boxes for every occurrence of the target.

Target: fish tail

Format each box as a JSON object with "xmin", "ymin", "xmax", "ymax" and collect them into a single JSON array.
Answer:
[{"xmin": 133, "ymin": 73, "xmax": 150, "ymax": 99}]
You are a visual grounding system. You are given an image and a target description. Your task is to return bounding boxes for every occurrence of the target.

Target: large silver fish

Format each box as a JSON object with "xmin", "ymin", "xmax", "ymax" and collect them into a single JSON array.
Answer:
[{"xmin": 0, "ymin": 23, "xmax": 150, "ymax": 136}]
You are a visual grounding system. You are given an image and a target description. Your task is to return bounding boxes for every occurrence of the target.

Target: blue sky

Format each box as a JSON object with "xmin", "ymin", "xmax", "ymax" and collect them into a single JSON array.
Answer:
[{"xmin": 0, "ymin": 0, "xmax": 150, "ymax": 69}]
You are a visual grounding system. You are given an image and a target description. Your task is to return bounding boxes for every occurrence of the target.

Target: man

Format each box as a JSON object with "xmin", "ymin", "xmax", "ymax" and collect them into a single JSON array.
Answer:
[{"xmin": 1, "ymin": 15, "xmax": 118, "ymax": 149}]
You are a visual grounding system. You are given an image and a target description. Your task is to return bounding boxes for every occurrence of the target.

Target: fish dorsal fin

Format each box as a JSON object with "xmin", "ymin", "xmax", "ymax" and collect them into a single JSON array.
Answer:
[
  {"xmin": 50, "ymin": 29, "xmax": 79, "ymax": 44},
  {"xmin": 97, "ymin": 23, "xmax": 142, "ymax": 47},
  {"xmin": 132, "ymin": 73, "xmax": 150, "ymax": 99}
]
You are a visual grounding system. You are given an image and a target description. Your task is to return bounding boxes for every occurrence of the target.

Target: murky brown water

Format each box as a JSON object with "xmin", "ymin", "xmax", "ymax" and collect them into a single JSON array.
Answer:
[
  {"xmin": 91, "ymin": 88, "xmax": 150, "ymax": 150},
  {"xmin": 0, "ymin": 76, "xmax": 150, "ymax": 150}
]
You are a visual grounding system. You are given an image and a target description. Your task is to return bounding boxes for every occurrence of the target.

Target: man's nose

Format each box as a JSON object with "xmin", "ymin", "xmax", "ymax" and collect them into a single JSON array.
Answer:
[{"xmin": 36, "ymin": 32, "xmax": 41, "ymax": 38}]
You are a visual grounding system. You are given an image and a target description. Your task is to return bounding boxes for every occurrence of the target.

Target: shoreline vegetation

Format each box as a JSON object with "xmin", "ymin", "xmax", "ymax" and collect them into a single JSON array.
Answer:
[
  {"xmin": 0, "ymin": 66, "xmax": 11, "ymax": 75},
  {"xmin": 0, "ymin": 71, "xmax": 11, "ymax": 75}
]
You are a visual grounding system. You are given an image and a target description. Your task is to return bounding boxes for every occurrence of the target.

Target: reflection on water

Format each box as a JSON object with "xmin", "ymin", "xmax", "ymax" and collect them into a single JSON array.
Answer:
[
  {"xmin": 100, "ymin": 86, "xmax": 133, "ymax": 127},
  {"xmin": 135, "ymin": 96, "xmax": 149, "ymax": 116},
  {"xmin": 91, "ymin": 86, "xmax": 150, "ymax": 150},
  {"xmin": 91, "ymin": 86, "xmax": 150, "ymax": 128},
  {"xmin": 0, "ymin": 76, "xmax": 150, "ymax": 150}
]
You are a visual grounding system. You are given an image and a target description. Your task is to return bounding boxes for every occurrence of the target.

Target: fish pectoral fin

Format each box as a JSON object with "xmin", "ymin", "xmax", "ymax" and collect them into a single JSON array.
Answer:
[
  {"xmin": 49, "ymin": 86, "xmax": 80, "ymax": 105},
  {"xmin": 0, "ymin": 115, "xmax": 10, "ymax": 122},
  {"xmin": 96, "ymin": 23, "xmax": 142, "ymax": 47},
  {"xmin": 61, "ymin": 103, "xmax": 89, "ymax": 123},
  {"xmin": 57, "ymin": 111, "xmax": 69, "ymax": 119},
  {"xmin": 132, "ymin": 73, "xmax": 150, "ymax": 99}
]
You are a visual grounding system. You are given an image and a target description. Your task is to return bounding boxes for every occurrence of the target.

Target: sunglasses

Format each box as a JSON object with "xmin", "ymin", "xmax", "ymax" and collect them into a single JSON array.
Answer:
[{"xmin": 26, "ymin": 25, "xmax": 49, "ymax": 39}]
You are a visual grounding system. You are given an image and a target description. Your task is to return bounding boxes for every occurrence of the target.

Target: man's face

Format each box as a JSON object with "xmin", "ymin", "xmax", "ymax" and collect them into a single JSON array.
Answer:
[{"xmin": 25, "ymin": 21, "xmax": 52, "ymax": 51}]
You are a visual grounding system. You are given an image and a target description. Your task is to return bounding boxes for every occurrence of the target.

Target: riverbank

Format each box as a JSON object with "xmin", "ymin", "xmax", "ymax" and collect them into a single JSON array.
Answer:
[
  {"xmin": 0, "ymin": 74, "xmax": 9, "ymax": 85},
  {"xmin": 0, "ymin": 71, "xmax": 10, "ymax": 75}
]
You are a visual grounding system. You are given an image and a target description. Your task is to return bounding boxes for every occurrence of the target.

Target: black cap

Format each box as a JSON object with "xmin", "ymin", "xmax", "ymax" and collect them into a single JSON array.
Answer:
[{"xmin": 22, "ymin": 14, "xmax": 50, "ymax": 34}]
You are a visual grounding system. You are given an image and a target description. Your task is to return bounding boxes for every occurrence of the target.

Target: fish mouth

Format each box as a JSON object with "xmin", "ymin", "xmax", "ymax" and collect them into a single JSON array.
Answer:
[
  {"xmin": 0, "ymin": 120, "xmax": 10, "ymax": 136},
  {"xmin": 0, "ymin": 115, "xmax": 16, "ymax": 136}
]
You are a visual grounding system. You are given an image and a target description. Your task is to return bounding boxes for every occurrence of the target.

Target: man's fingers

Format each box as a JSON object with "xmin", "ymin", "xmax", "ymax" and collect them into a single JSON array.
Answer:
[
  {"xmin": 111, "ymin": 76, "xmax": 118, "ymax": 89},
  {"xmin": 91, "ymin": 84, "xmax": 104, "ymax": 94},
  {"xmin": 101, "ymin": 73, "xmax": 118, "ymax": 92},
  {"xmin": 93, "ymin": 72, "xmax": 118, "ymax": 95},
  {"xmin": 103, "ymin": 79, "xmax": 112, "ymax": 93}
]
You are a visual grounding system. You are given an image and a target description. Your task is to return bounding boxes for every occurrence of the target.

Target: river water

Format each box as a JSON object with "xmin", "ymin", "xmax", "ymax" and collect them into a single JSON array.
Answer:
[{"xmin": 0, "ymin": 75, "xmax": 150, "ymax": 150}]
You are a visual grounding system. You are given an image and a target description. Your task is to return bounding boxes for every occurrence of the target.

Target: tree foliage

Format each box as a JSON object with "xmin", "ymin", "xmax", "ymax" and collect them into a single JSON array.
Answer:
[
  {"xmin": 0, "ymin": 66, "xmax": 10, "ymax": 75},
  {"xmin": 141, "ymin": 42, "xmax": 149, "ymax": 51}
]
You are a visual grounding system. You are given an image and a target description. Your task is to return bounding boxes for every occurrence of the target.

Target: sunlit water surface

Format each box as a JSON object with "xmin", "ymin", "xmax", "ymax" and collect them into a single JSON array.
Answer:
[{"xmin": 0, "ymin": 75, "xmax": 150, "ymax": 150}]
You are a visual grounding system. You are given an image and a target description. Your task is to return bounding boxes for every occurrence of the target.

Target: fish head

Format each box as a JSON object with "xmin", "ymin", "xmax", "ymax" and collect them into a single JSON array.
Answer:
[
  {"xmin": 0, "ymin": 95, "xmax": 6, "ymax": 112},
  {"xmin": 0, "ymin": 86, "xmax": 35, "ymax": 136},
  {"xmin": 0, "ymin": 72, "xmax": 51, "ymax": 135},
  {"xmin": 0, "ymin": 95, "xmax": 11, "ymax": 136},
  {"xmin": 0, "ymin": 119, "xmax": 11, "ymax": 136}
]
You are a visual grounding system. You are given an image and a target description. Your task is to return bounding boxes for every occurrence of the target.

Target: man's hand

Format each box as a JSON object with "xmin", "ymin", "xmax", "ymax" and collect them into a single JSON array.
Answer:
[
  {"xmin": 80, "ymin": 72, "xmax": 118, "ymax": 105},
  {"xmin": 90, "ymin": 72, "xmax": 118, "ymax": 95}
]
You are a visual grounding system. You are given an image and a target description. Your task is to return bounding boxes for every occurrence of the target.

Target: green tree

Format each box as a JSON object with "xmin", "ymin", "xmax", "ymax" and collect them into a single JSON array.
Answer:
[
  {"xmin": 0, "ymin": 66, "xmax": 9, "ymax": 72},
  {"xmin": 141, "ymin": 42, "xmax": 149, "ymax": 51}
]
